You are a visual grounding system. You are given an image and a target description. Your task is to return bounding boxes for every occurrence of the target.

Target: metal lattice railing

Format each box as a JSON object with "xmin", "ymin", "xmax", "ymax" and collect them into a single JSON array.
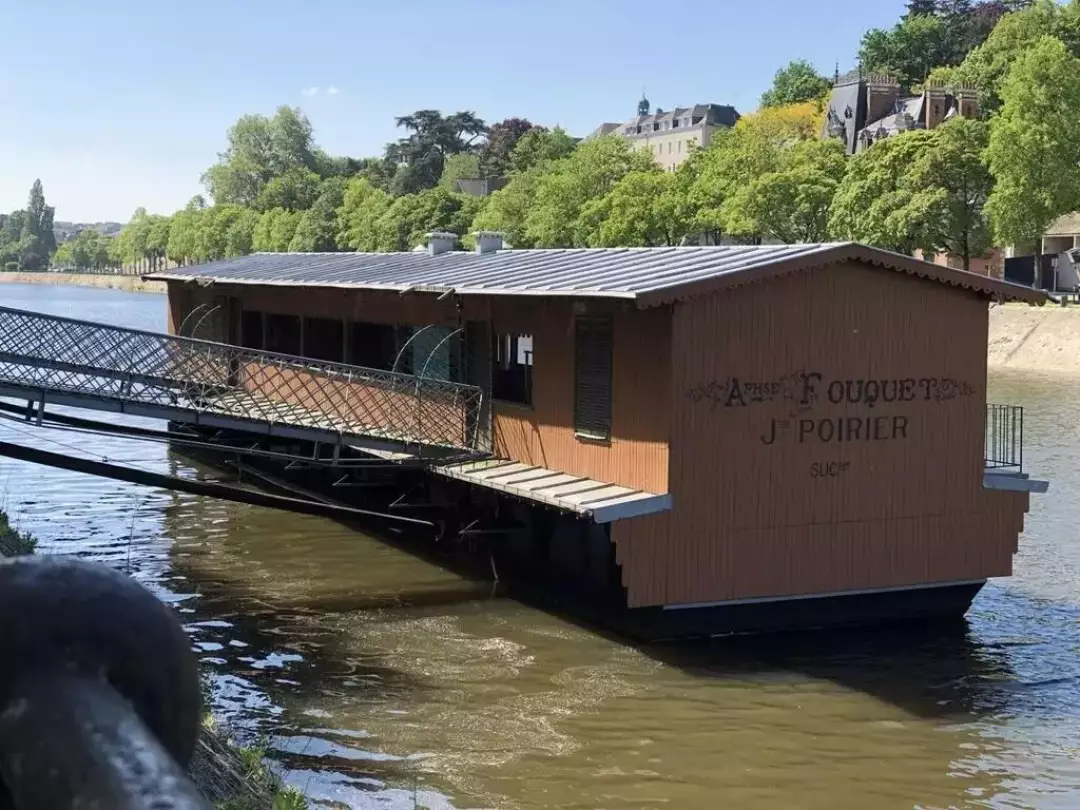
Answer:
[
  {"xmin": 985, "ymin": 403, "xmax": 1023, "ymax": 472},
  {"xmin": 0, "ymin": 305, "xmax": 486, "ymax": 454}
]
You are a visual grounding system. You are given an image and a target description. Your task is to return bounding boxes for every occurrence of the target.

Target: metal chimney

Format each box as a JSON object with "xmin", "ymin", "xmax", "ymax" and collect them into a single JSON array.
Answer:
[
  {"xmin": 426, "ymin": 232, "xmax": 458, "ymax": 256},
  {"xmin": 474, "ymin": 231, "xmax": 504, "ymax": 256}
]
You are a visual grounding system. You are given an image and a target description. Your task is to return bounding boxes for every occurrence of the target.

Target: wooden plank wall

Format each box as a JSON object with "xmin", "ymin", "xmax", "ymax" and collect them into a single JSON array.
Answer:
[{"xmin": 612, "ymin": 261, "xmax": 1032, "ymax": 608}]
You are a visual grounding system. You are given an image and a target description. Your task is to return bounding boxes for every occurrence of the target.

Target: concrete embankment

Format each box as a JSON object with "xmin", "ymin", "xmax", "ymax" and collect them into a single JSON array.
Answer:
[
  {"xmin": 0, "ymin": 271, "xmax": 165, "ymax": 294},
  {"xmin": 989, "ymin": 303, "xmax": 1080, "ymax": 373}
]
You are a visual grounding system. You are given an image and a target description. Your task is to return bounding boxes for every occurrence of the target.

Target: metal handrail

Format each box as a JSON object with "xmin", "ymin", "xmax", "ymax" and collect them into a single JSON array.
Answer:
[
  {"xmin": 0, "ymin": 305, "xmax": 485, "ymax": 453},
  {"xmin": 985, "ymin": 403, "xmax": 1023, "ymax": 472}
]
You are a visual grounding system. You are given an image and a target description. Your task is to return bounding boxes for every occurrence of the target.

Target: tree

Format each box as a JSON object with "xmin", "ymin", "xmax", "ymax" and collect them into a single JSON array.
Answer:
[
  {"xmin": 829, "ymin": 130, "xmax": 941, "ymax": 254},
  {"xmin": 721, "ymin": 139, "xmax": 846, "ymax": 243},
  {"xmin": 337, "ymin": 177, "xmax": 393, "ymax": 251},
  {"xmin": 525, "ymin": 135, "xmax": 654, "ymax": 247},
  {"xmin": 439, "ymin": 153, "xmax": 482, "ymax": 190},
  {"xmin": 116, "ymin": 209, "xmax": 172, "ymax": 270},
  {"xmin": 859, "ymin": 13, "xmax": 952, "ymax": 87},
  {"xmin": 384, "ymin": 110, "xmax": 488, "ymax": 194},
  {"xmin": 289, "ymin": 177, "xmax": 347, "ymax": 251},
  {"xmin": 166, "ymin": 198, "xmax": 206, "ymax": 264},
  {"xmin": 372, "ymin": 187, "xmax": 481, "ymax": 252},
  {"xmin": 578, "ymin": 170, "xmax": 686, "ymax": 247},
  {"xmin": 16, "ymin": 180, "xmax": 56, "ymax": 271},
  {"xmin": 986, "ymin": 36, "xmax": 1080, "ymax": 265},
  {"xmin": 948, "ymin": 0, "xmax": 1080, "ymax": 112},
  {"xmin": 469, "ymin": 168, "xmax": 543, "ymax": 248},
  {"xmin": 252, "ymin": 208, "xmax": 303, "ymax": 252},
  {"xmin": 479, "ymin": 118, "xmax": 537, "ymax": 177},
  {"xmin": 202, "ymin": 106, "xmax": 318, "ymax": 206},
  {"xmin": 255, "ymin": 169, "xmax": 322, "ymax": 212},
  {"xmin": 508, "ymin": 127, "xmax": 577, "ymax": 174},
  {"xmin": 907, "ymin": 117, "xmax": 993, "ymax": 270},
  {"xmin": 760, "ymin": 60, "xmax": 832, "ymax": 107},
  {"xmin": 906, "ymin": 0, "xmax": 938, "ymax": 16}
]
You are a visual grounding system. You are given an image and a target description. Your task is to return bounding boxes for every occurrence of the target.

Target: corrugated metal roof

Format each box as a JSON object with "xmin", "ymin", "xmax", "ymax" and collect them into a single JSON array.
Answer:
[{"xmin": 147, "ymin": 243, "xmax": 1048, "ymax": 306}]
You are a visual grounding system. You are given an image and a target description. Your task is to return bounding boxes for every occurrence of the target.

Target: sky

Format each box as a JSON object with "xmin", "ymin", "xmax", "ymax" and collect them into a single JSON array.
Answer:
[{"xmin": 0, "ymin": 0, "xmax": 907, "ymax": 223}]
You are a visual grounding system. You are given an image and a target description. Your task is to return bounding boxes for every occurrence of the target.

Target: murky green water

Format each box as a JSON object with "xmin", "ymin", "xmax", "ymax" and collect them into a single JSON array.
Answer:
[{"xmin": 1, "ymin": 283, "xmax": 1079, "ymax": 809}]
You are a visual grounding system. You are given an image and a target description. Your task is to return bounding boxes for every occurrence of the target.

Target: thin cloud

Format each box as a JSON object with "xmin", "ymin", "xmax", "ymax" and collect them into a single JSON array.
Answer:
[
  {"xmin": 301, "ymin": 86, "xmax": 319, "ymax": 97},
  {"xmin": 326, "ymin": 85, "xmax": 340, "ymax": 95}
]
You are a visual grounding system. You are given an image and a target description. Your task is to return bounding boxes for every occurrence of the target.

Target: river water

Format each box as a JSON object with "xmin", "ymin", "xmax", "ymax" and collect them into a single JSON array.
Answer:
[{"xmin": 1, "ymin": 283, "xmax": 1079, "ymax": 809}]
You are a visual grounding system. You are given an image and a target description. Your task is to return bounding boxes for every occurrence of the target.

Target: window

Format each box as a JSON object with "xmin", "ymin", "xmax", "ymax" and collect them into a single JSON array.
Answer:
[
  {"xmin": 240, "ymin": 310, "xmax": 263, "ymax": 350},
  {"xmin": 678, "ymin": 140, "xmax": 682, "ymax": 153},
  {"xmin": 264, "ymin": 313, "xmax": 301, "ymax": 355},
  {"xmin": 303, "ymin": 317, "xmax": 344, "ymax": 363},
  {"xmin": 351, "ymin": 321, "xmax": 406, "ymax": 371},
  {"xmin": 672, "ymin": 119, "xmax": 679, "ymax": 128},
  {"xmin": 574, "ymin": 316, "xmax": 612, "ymax": 440},
  {"xmin": 492, "ymin": 333, "xmax": 533, "ymax": 406}
]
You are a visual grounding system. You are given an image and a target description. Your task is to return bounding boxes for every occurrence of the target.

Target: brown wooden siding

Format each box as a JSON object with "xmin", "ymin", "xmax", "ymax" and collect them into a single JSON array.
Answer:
[
  {"xmin": 613, "ymin": 261, "xmax": 1031, "ymax": 608},
  {"xmin": 164, "ymin": 283, "xmax": 671, "ymax": 493}
]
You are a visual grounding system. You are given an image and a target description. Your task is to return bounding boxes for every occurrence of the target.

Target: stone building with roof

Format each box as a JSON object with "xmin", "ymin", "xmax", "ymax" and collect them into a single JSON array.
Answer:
[
  {"xmin": 822, "ymin": 71, "xmax": 980, "ymax": 155},
  {"xmin": 588, "ymin": 96, "xmax": 740, "ymax": 171}
]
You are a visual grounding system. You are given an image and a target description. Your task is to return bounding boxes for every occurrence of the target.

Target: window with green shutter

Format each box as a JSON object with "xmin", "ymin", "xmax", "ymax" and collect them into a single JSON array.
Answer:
[{"xmin": 574, "ymin": 316, "xmax": 613, "ymax": 440}]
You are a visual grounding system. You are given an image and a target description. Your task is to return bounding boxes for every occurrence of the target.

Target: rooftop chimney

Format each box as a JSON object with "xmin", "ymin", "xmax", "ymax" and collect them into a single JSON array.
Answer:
[
  {"xmin": 426, "ymin": 232, "xmax": 458, "ymax": 256},
  {"xmin": 474, "ymin": 231, "xmax": 504, "ymax": 256}
]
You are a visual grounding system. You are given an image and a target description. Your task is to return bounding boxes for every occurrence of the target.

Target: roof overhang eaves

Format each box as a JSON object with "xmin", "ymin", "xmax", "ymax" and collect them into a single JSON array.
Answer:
[
  {"xmin": 633, "ymin": 243, "xmax": 1050, "ymax": 307},
  {"xmin": 145, "ymin": 273, "xmax": 640, "ymax": 302}
]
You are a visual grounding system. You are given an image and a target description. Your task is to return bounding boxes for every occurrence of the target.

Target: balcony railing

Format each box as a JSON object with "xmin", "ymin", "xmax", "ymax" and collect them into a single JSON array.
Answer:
[{"xmin": 985, "ymin": 403, "xmax": 1023, "ymax": 472}]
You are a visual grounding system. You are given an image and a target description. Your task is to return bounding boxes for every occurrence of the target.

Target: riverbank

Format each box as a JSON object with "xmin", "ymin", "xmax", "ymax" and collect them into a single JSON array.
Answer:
[
  {"xmin": 989, "ymin": 303, "xmax": 1080, "ymax": 373},
  {"xmin": 0, "ymin": 271, "xmax": 165, "ymax": 294}
]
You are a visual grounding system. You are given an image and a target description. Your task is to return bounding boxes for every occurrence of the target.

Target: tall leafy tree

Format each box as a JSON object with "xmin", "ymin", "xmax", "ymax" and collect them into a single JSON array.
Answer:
[
  {"xmin": 469, "ymin": 168, "xmax": 544, "ymax": 248},
  {"xmin": 372, "ymin": 187, "xmax": 481, "ymax": 252},
  {"xmin": 760, "ymin": 60, "xmax": 832, "ymax": 107},
  {"xmin": 337, "ymin": 177, "xmax": 393, "ymax": 251},
  {"xmin": 859, "ymin": 13, "xmax": 952, "ymax": 87},
  {"xmin": 829, "ymin": 130, "xmax": 941, "ymax": 254},
  {"xmin": 255, "ymin": 169, "xmax": 322, "ymax": 212},
  {"xmin": 578, "ymin": 170, "xmax": 686, "ymax": 247},
  {"xmin": 289, "ymin": 177, "xmax": 348, "ymax": 251},
  {"xmin": 907, "ymin": 117, "xmax": 994, "ymax": 270},
  {"xmin": 203, "ymin": 106, "xmax": 318, "ymax": 206},
  {"xmin": 252, "ymin": 208, "xmax": 303, "ymax": 252},
  {"xmin": 986, "ymin": 36, "xmax": 1080, "ymax": 264},
  {"xmin": 385, "ymin": 110, "xmax": 488, "ymax": 194},
  {"xmin": 479, "ymin": 118, "xmax": 537, "ymax": 177},
  {"xmin": 508, "ymin": 127, "xmax": 577, "ymax": 174},
  {"xmin": 17, "ymin": 180, "xmax": 56, "ymax": 271},
  {"xmin": 721, "ymin": 139, "xmax": 847, "ymax": 243},
  {"xmin": 439, "ymin": 153, "xmax": 482, "ymax": 190}
]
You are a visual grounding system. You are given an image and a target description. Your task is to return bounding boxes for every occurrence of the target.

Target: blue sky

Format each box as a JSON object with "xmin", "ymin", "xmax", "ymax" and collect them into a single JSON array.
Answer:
[{"xmin": 0, "ymin": 0, "xmax": 906, "ymax": 223}]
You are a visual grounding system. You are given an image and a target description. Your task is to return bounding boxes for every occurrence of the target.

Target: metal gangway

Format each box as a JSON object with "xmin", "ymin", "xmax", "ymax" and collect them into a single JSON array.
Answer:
[{"xmin": 0, "ymin": 305, "xmax": 486, "ymax": 458}]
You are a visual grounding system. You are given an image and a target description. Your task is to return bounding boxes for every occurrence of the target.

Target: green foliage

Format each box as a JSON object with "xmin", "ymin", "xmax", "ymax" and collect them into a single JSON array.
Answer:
[
  {"xmin": 116, "ymin": 208, "xmax": 172, "ymax": 269},
  {"xmin": 203, "ymin": 107, "xmax": 319, "ymax": 206},
  {"xmin": 252, "ymin": 208, "xmax": 302, "ymax": 252},
  {"xmin": 0, "ymin": 181, "xmax": 57, "ymax": 271},
  {"xmin": 949, "ymin": 0, "xmax": 1080, "ymax": 112},
  {"xmin": 722, "ymin": 139, "xmax": 847, "ymax": 243},
  {"xmin": 479, "ymin": 118, "xmax": 537, "ymax": 177},
  {"xmin": 908, "ymin": 116, "xmax": 994, "ymax": 268},
  {"xmin": 337, "ymin": 177, "xmax": 392, "ymax": 251},
  {"xmin": 578, "ymin": 169, "xmax": 683, "ymax": 247},
  {"xmin": 288, "ymin": 177, "xmax": 347, "ymax": 251},
  {"xmin": 469, "ymin": 168, "xmax": 543, "ymax": 248},
  {"xmin": 384, "ymin": 110, "xmax": 488, "ymax": 194},
  {"xmin": 508, "ymin": 127, "xmax": 577, "ymax": 174},
  {"xmin": 524, "ymin": 135, "xmax": 654, "ymax": 247},
  {"xmin": 372, "ymin": 187, "xmax": 481, "ymax": 252},
  {"xmin": 0, "ymin": 510, "xmax": 36, "ymax": 557},
  {"xmin": 986, "ymin": 35, "xmax": 1080, "ymax": 250},
  {"xmin": 859, "ymin": 14, "xmax": 952, "ymax": 87},
  {"xmin": 255, "ymin": 169, "xmax": 322, "ymax": 212},
  {"xmin": 829, "ymin": 130, "xmax": 941, "ymax": 253},
  {"xmin": 53, "ymin": 228, "xmax": 119, "ymax": 271},
  {"xmin": 439, "ymin": 153, "xmax": 482, "ymax": 189},
  {"xmin": 760, "ymin": 60, "xmax": 832, "ymax": 107}
]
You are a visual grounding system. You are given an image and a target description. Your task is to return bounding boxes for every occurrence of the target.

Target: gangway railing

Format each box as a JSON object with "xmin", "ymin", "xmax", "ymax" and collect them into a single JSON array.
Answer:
[{"xmin": 0, "ymin": 305, "xmax": 485, "ymax": 454}]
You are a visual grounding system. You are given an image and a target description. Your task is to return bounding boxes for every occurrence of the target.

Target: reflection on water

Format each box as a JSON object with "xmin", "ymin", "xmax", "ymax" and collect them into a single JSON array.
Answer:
[{"xmin": 1, "ymin": 284, "xmax": 1080, "ymax": 808}]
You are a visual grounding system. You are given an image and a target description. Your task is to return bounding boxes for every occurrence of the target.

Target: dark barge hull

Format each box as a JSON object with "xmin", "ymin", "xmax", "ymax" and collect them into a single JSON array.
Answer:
[{"xmin": 166, "ymin": 424, "xmax": 985, "ymax": 642}]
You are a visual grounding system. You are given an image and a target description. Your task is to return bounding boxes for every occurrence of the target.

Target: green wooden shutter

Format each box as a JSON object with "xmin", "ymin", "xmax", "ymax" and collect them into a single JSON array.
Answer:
[{"xmin": 574, "ymin": 316, "xmax": 613, "ymax": 440}]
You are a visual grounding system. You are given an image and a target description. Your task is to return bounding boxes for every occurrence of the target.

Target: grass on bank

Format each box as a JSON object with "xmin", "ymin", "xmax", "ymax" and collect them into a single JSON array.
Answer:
[{"xmin": 0, "ymin": 507, "xmax": 305, "ymax": 810}]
